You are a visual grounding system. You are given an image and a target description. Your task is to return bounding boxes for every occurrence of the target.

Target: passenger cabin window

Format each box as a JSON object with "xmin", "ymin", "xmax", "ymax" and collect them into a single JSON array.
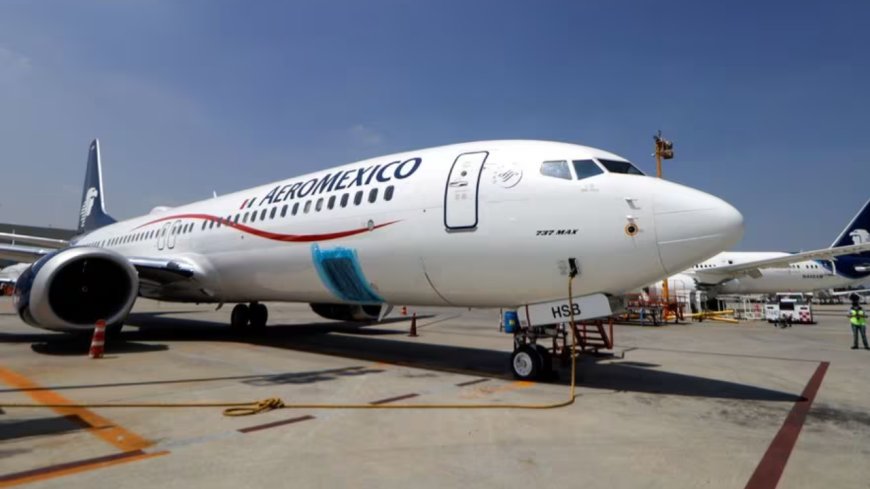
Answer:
[
  {"xmin": 573, "ymin": 160, "xmax": 604, "ymax": 180},
  {"xmin": 292, "ymin": 203, "xmax": 299, "ymax": 216},
  {"xmin": 354, "ymin": 191, "xmax": 363, "ymax": 206},
  {"xmin": 598, "ymin": 159, "xmax": 644, "ymax": 175},
  {"xmin": 368, "ymin": 188, "xmax": 378, "ymax": 203},
  {"xmin": 304, "ymin": 201, "xmax": 311, "ymax": 213},
  {"xmin": 340, "ymin": 194, "xmax": 349, "ymax": 208},
  {"xmin": 316, "ymin": 198, "xmax": 324, "ymax": 212},
  {"xmin": 540, "ymin": 160, "xmax": 572, "ymax": 180},
  {"xmin": 384, "ymin": 185, "xmax": 395, "ymax": 201}
]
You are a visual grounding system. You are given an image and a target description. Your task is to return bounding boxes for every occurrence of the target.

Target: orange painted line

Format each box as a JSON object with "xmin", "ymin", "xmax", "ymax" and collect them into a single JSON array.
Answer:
[
  {"xmin": 460, "ymin": 380, "xmax": 534, "ymax": 399},
  {"xmin": 0, "ymin": 367, "xmax": 153, "ymax": 452},
  {"xmin": 0, "ymin": 450, "xmax": 167, "ymax": 488}
]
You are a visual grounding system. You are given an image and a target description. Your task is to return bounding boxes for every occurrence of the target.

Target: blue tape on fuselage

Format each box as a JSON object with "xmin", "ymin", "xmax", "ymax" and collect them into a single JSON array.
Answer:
[{"xmin": 311, "ymin": 244, "xmax": 384, "ymax": 303}]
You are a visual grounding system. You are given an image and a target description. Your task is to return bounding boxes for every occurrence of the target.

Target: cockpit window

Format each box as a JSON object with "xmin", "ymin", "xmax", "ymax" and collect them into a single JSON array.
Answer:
[
  {"xmin": 572, "ymin": 160, "xmax": 604, "ymax": 180},
  {"xmin": 540, "ymin": 160, "xmax": 572, "ymax": 180},
  {"xmin": 598, "ymin": 159, "xmax": 644, "ymax": 175}
]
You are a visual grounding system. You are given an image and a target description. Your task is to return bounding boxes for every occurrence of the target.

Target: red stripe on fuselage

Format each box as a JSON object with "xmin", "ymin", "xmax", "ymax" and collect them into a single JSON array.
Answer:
[{"xmin": 132, "ymin": 213, "xmax": 398, "ymax": 243}]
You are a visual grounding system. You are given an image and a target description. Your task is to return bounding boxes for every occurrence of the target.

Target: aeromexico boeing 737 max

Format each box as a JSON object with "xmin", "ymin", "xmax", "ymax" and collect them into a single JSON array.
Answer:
[
  {"xmin": 647, "ymin": 199, "xmax": 870, "ymax": 300},
  {"xmin": 0, "ymin": 139, "xmax": 742, "ymax": 378}
]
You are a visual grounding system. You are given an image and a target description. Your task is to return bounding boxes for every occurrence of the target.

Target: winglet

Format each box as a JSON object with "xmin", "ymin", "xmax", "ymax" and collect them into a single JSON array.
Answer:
[{"xmin": 77, "ymin": 139, "xmax": 116, "ymax": 235}]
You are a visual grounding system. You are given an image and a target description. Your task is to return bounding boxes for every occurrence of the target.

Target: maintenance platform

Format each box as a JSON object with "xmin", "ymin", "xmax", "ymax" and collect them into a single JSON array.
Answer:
[{"xmin": 0, "ymin": 298, "xmax": 868, "ymax": 488}]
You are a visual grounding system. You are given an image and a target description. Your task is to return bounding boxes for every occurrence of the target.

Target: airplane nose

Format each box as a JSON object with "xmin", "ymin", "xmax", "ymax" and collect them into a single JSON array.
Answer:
[{"xmin": 653, "ymin": 181, "xmax": 744, "ymax": 275}]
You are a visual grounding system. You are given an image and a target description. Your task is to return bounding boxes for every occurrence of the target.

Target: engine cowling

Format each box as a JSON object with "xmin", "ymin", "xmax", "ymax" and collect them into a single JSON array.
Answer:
[
  {"xmin": 14, "ymin": 247, "xmax": 139, "ymax": 332},
  {"xmin": 309, "ymin": 303, "xmax": 386, "ymax": 322}
]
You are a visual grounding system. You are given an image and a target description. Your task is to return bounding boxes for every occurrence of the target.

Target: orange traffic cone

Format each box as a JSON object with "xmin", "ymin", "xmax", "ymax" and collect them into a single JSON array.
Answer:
[
  {"xmin": 408, "ymin": 313, "xmax": 418, "ymax": 337},
  {"xmin": 89, "ymin": 320, "xmax": 106, "ymax": 359},
  {"xmin": 401, "ymin": 306, "xmax": 407, "ymax": 316}
]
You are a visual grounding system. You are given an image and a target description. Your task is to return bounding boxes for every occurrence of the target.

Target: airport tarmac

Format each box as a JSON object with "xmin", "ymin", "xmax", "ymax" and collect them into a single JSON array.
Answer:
[{"xmin": 0, "ymin": 298, "xmax": 868, "ymax": 489}]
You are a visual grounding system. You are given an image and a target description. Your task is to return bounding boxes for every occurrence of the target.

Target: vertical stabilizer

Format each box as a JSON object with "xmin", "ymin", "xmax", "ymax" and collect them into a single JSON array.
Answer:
[
  {"xmin": 77, "ymin": 139, "xmax": 116, "ymax": 234},
  {"xmin": 830, "ymin": 199, "xmax": 870, "ymax": 249}
]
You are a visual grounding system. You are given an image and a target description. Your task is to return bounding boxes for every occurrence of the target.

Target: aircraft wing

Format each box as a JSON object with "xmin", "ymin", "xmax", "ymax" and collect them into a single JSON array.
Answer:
[
  {"xmin": 693, "ymin": 242, "xmax": 870, "ymax": 283},
  {"xmin": 0, "ymin": 243, "xmax": 52, "ymax": 263},
  {"xmin": 0, "ymin": 232, "xmax": 68, "ymax": 249},
  {"xmin": 832, "ymin": 289, "xmax": 870, "ymax": 296},
  {"xmin": 0, "ymin": 244, "xmax": 195, "ymax": 287},
  {"xmin": 128, "ymin": 257, "xmax": 196, "ymax": 284}
]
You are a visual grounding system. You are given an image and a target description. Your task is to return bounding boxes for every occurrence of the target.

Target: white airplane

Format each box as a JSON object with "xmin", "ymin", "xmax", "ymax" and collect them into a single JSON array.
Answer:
[
  {"xmin": 647, "ymin": 199, "xmax": 870, "ymax": 301},
  {"xmin": 0, "ymin": 139, "xmax": 742, "ymax": 378}
]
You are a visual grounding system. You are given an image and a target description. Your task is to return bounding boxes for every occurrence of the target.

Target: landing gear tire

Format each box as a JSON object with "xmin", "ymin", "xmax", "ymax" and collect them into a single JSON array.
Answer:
[
  {"xmin": 249, "ymin": 303, "xmax": 268, "ymax": 330},
  {"xmin": 510, "ymin": 345, "xmax": 543, "ymax": 380},
  {"xmin": 532, "ymin": 344, "xmax": 554, "ymax": 378},
  {"xmin": 230, "ymin": 304, "xmax": 250, "ymax": 329}
]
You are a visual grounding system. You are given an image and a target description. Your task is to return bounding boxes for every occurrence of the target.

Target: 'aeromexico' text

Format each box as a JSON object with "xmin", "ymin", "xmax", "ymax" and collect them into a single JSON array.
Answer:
[{"xmin": 254, "ymin": 157, "xmax": 422, "ymax": 206}]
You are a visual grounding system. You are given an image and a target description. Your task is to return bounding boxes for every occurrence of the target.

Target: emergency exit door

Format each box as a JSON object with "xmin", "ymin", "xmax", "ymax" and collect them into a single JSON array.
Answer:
[{"xmin": 444, "ymin": 151, "xmax": 488, "ymax": 230}]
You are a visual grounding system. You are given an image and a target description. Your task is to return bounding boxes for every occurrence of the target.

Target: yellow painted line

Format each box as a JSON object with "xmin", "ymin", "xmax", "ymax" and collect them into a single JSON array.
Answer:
[
  {"xmin": 460, "ymin": 380, "xmax": 534, "ymax": 399},
  {"xmin": 0, "ymin": 367, "xmax": 153, "ymax": 452},
  {"xmin": 0, "ymin": 451, "xmax": 167, "ymax": 488}
]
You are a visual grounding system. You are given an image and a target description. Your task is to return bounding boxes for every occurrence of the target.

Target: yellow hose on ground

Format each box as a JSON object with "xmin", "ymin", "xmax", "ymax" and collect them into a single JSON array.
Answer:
[{"xmin": 0, "ymin": 280, "xmax": 581, "ymax": 416}]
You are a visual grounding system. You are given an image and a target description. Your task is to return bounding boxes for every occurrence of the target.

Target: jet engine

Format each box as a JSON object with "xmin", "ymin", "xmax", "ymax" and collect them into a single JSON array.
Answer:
[
  {"xmin": 309, "ymin": 303, "xmax": 386, "ymax": 322},
  {"xmin": 14, "ymin": 247, "xmax": 139, "ymax": 332}
]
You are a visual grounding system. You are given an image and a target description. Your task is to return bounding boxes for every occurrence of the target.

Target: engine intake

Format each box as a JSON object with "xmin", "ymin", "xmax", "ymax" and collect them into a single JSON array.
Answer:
[
  {"xmin": 309, "ymin": 303, "xmax": 385, "ymax": 322},
  {"xmin": 14, "ymin": 247, "xmax": 139, "ymax": 332}
]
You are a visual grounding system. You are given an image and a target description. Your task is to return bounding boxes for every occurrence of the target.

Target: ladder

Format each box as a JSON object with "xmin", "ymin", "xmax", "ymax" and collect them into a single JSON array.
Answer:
[{"xmin": 574, "ymin": 319, "xmax": 613, "ymax": 352}]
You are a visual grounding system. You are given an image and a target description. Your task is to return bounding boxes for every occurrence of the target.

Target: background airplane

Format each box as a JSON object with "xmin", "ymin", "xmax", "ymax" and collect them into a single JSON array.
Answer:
[{"xmin": 647, "ymin": 199, "xmax": 870, "ymax": 306}]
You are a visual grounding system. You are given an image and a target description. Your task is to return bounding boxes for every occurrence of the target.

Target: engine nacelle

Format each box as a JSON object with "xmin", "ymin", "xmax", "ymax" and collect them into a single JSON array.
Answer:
[
  {"xmin": 14, "ymin": 247, "xmax": 139, "ymax": 332},
  {"xmin": 309, "ymin": 303, "xmax": 386, "ymax": 322}
]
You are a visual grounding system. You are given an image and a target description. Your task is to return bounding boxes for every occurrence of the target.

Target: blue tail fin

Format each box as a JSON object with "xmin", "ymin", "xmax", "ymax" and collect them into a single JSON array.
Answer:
[
  {"xmin": 830, "ymin": 199, "xmax": 870, "ymax": 249},
  {"xmin": 77, "ymin": 139, "xmax": 116, "ymax": 235}
]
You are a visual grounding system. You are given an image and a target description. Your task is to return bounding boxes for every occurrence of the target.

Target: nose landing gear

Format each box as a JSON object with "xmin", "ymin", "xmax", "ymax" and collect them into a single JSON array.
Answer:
[{"xmin": 510, "ymin": 344, "xmax": 553, "ymax": 380}]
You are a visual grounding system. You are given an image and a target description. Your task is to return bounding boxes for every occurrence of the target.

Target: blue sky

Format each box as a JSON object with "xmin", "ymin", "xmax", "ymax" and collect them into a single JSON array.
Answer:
[{"xmin": 0, "ymin": 0, "xmax": 867, "ymax": 250}]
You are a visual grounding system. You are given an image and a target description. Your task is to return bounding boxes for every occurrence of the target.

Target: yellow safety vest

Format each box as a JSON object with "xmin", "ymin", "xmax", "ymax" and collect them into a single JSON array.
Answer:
[{"xmin": 850, "ymin": 308, "xmax": 867, "ymax": 327}]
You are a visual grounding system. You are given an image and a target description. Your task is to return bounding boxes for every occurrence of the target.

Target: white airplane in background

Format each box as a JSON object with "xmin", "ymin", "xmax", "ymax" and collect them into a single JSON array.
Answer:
[
  {"xmin": 0, "ymin": 139, "xmax": 742, "ymax": 379},
  {"xmin": 647, "ymin": 199, "xmax": 870, "ymax": 302}
]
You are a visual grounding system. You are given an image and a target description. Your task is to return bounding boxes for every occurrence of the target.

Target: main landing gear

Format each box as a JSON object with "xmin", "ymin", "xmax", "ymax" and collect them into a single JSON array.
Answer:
[{"xmin": 230, "ymin": 302, "xmax": 268, "ymax": 330}]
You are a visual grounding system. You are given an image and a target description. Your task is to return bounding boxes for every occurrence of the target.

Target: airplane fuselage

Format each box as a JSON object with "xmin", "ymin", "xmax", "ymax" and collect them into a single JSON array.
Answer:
[{"xmin": 69, "ymin": 140, "xmax": 742, "ymax": 309}]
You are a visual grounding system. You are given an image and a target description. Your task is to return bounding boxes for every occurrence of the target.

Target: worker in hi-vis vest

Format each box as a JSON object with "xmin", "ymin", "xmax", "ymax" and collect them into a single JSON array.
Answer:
[{"xmin": 849, "ymin": 302, "xmax": 869, "ymax": 350}]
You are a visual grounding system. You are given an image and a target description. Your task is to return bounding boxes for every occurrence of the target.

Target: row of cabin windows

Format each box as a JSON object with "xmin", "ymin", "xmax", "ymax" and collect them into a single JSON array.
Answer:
[
  {"xmin": 201, "ymin": 185, "xmax": 395, "ymax": 231},
  {"xmin": 93, "ymin": 185, "xmax": 395, "ymax": 247},
  {"xmin": 692, "ymin": 263, "xmax": 825, "ymax": 270},
  {"xmin": 95, "ymin": 222, "xmax": 196, "ymax": 247}
]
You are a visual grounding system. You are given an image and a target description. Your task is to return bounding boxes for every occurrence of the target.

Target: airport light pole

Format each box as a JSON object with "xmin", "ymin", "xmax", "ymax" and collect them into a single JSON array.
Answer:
[{"xmin": 654, "ymin": 131, "xmax": 675, "ymax": 315}]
